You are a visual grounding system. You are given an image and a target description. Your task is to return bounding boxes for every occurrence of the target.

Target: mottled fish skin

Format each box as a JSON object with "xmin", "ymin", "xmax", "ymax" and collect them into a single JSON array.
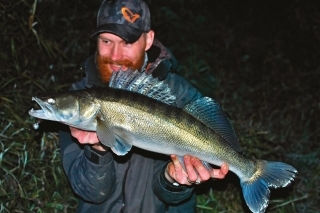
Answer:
[
  {"xmin": 30, "ymin": 87, "xmax": 253, "ymax": 174},
  {"xmin": 29, "ymin": 70, "xmax": 297, "ymax": 213}
]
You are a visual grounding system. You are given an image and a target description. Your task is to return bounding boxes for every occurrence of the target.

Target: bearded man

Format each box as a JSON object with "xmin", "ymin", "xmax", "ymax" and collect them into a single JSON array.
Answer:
[{"xmin": 59, "ymin": 0, "xmax": 228, "ymax": 212}]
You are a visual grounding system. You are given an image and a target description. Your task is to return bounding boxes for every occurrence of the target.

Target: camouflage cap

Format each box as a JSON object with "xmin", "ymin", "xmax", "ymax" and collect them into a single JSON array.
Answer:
[{"xmin": 92, "ymin": 0, "xmax": 151, "ymax": 43}]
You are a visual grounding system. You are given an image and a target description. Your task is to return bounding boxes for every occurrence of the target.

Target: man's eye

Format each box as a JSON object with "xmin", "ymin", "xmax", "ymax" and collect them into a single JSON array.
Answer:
[{"xmin": 99, "ymin": 38, "xmax": 110, "ymax": 44}]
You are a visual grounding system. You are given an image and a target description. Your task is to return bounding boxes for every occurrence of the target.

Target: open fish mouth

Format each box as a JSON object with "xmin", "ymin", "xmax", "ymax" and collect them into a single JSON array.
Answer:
[{"xmin": 29, "ymin": 97, "xmax": 53, "ymax": 120}]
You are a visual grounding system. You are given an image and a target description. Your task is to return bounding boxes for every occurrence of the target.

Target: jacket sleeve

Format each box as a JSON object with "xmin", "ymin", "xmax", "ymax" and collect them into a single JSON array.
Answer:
[
  {"xmin": 59, "ymin": 127, "xmax": 116, "ymax": 203},
  {"xmin": 59, "ymin": 75, "xmax": 117, "ymax": 203},
  {"xmin": 153, "ymin": 160, "xmax": 194, "ymax": 204}
]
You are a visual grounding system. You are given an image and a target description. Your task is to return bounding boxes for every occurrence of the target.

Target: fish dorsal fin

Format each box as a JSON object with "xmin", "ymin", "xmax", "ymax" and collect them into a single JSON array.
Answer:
[
  {"xmin": 109, "ymin": 70, "xmax": 177, "ymax": 106},
  {"xmin": 183, "ymin": 97, "xmax": 242, "ymax": 152}
]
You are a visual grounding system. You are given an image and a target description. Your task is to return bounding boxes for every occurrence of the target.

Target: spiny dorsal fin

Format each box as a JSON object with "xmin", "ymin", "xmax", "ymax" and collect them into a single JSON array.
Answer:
[
  {"xmin": 183, "ymin": 97, "xmax": 242, "ymax": 152},
  {"xmin": 109, "ymin": 70, "xmax": 177, "ymax": 106},
  {"xmin": 110, "ymin": 70, "xmax": 241, "ymax": 152}
]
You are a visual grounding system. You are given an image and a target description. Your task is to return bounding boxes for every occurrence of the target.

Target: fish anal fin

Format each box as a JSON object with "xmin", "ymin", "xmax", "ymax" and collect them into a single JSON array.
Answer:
[
  {"xmin": 177, "ymin": 156, "xmax": 187, "ymax": 172},
  {"xmin": 176, "ymin": 156, "xmax": 213, "ymax": 173},
  {"xmin": 201, "ymin": 161, "xmax": 213, "ymax": 172}
]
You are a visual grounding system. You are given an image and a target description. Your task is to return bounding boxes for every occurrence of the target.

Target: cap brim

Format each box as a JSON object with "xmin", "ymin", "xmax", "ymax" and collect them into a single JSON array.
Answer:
[{"xmin": 91, "ymin": 23, "xmax": 144, "ymax": 43}]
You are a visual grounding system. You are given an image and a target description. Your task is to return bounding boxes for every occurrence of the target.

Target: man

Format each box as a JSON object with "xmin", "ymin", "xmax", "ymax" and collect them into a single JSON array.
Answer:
[{"xmin": 59, "ymin": 0, "xmax": 229, "ymax": 212}]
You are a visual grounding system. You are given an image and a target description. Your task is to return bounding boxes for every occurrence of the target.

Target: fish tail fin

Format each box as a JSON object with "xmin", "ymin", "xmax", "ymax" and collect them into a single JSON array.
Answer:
[{"xmin": 240, "ymin": 161, "xmax": 297, "ymax": 213}]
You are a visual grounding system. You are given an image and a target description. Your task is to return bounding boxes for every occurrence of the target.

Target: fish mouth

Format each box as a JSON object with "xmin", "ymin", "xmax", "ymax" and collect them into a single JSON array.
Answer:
[{"xmin": 29, "ymin": 97, "xmax": 54, "ymax": 120}]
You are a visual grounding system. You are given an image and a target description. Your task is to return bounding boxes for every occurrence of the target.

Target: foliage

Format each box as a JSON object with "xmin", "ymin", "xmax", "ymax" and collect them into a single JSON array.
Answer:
[{"xmin": 1, "ymin": 0, "xmax": 319, "ymax": 212}]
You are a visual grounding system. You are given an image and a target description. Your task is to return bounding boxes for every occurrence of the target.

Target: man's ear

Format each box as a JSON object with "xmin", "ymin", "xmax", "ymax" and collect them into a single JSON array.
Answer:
[{"xmin": 145, "ymin": 30, "xmax": 155, "ymax": 51}]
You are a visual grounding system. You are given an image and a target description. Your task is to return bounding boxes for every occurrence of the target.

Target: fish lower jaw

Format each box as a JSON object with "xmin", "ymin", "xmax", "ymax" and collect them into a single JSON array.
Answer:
[
  {"xmin": 29, "ymin": 108, "xmax": 52, "ymax": 120},
  {"xmin": 29, "ymin": 108, "xmax": 43, "ymax": 116}
]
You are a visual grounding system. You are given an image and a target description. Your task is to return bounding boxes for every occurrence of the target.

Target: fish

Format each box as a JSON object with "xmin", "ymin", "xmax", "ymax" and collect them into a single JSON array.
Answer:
[{"xmin": 29, "ymin": 70, "xmax": 297, "ymax": 213}]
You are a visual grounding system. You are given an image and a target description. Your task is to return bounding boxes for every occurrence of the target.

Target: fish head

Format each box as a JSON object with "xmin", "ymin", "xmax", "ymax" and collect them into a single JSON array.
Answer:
[{"xmin": 29, "ymin": 91, "xmax": 100, "ymax": 130}]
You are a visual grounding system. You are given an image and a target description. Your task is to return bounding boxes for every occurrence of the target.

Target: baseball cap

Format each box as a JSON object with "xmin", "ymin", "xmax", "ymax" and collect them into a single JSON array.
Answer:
[{"xmin": 92, "ymin": 0, "xmax": 151, "ymax": 43}]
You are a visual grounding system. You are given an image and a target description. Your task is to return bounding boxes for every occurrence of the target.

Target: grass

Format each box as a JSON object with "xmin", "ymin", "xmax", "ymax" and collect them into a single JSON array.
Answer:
[{"xmin": 1, "ymin": 0, "xmax": 319, "ymax": 212}]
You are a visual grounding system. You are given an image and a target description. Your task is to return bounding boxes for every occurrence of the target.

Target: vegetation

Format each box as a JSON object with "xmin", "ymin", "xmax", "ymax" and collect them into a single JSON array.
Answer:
[{"xmin": 1, "ymin": 0, "xmax": 319, "ymax": 212}]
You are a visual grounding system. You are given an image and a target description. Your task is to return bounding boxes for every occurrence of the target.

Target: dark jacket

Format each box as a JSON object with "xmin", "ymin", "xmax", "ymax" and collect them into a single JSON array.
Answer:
[{"xmin": 59, "ymin": 39, "xmax": 202, "ymax": 213}]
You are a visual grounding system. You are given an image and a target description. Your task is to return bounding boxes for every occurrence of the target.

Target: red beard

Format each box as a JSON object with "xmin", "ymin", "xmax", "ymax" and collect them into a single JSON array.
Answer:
[{"xmin": 96, "ymin": 51, "xmax": 145, "ymax": 83}]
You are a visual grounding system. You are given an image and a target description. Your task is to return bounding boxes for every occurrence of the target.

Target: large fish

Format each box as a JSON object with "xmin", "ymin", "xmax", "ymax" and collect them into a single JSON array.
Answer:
[{"xmin": 29, "ymin": 70, "xmax": 297, "ymax": 213}]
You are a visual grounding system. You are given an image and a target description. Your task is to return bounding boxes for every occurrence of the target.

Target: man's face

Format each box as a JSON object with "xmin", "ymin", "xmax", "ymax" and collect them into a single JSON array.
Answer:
[{"xmin": 96, "ymin": 32, "xmax": 154, "ymax": 82}]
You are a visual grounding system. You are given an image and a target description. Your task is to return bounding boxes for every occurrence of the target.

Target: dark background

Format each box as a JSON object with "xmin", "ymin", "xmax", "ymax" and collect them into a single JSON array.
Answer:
[{"xmin": 1, "ymin": 0, "xmax": 319, "ymax": 212}]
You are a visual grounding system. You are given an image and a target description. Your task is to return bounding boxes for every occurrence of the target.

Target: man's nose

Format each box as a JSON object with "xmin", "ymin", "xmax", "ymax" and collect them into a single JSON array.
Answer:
[{"xmin": 110, "ymin": 45, "xmax": 123, "ymax": 62}]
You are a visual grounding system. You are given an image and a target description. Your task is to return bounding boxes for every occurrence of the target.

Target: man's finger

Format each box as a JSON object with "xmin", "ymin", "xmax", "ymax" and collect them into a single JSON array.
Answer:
[
  {"xmin": 190, "ymin": 157, "xmax": 211, "ymax": 181},
  {"xmin": 170, "ymin": 155, "xmax": 186, "ymax": 176},
  {"xmin": 184, "ymin": 156, "xmax": 198, "ymax": 182},
  {"xmin": 70, "ymin": 127, "xmax": 99, "ymax": 144},
  {"xmin": 220, "ymin": 163, "xmax": 229, "ymax": 175},
  {"xmin": 211, "ymin": 163, "xmax": 229, "ymax": 179},
  {"xmin": 171, "ymin": 155, "xmax": 181, "ymax": 170},
  {"xmin": 169, "ymin": 155, "xmax": 191, "ymax": 185}
]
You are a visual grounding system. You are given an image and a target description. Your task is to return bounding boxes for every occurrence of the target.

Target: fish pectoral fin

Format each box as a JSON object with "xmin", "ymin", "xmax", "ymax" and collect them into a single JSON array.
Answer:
[
  {"xmin": 111, "ymin": 134, "xmax": 132, "ymax": 156},
  {"xmin": 96, "ymin": 118, "xmax": 132, "ymax": 156},
  {"xmin": 96, "ymin": 117, "xmax": 116, "ymax": 147}
]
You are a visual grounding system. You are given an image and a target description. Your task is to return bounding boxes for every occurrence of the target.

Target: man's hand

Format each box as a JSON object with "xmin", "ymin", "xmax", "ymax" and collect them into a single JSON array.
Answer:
[
  {"xmin": 165, "ymin": 155, "xmax": 229, "ymax": 185},
  {"xmin": 69, "ymin": 127, "xmax": 107, "ymax": 151}
]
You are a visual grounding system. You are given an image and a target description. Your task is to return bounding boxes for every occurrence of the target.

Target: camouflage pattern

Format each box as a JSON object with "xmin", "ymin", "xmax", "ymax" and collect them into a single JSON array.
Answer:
[{"xmin": 92, "ymin": 0, "xmax": 151, "ymax": 42}]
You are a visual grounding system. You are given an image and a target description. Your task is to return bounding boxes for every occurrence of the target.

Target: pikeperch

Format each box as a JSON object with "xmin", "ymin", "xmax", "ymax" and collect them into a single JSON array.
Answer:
[{"xmin": 29, "ymin": 70, "xmax": 297, "ymax": 213}]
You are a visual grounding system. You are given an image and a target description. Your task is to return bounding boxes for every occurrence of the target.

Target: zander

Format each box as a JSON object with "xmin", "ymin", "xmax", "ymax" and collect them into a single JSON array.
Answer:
[{"xmin": 29, "ymin": 70, "xmax": 297, "ymax": 213}]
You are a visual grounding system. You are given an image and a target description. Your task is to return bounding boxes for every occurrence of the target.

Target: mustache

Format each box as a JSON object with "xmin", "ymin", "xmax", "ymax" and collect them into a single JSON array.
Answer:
[{"xmin": 98, "ymin": 55, "xmax": 134, "ymax": 67}]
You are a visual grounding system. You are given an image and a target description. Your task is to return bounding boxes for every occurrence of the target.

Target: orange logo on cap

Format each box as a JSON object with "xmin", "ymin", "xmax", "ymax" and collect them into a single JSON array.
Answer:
[{"xmin": 121, "ymin": 7, "xmax": 140, "ymax": 23}]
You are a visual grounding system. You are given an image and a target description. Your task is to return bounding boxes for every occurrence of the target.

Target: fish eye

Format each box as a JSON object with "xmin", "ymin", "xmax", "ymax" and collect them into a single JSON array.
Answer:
[{"xmin": 47, "ymin": 98, "xmax": 55, "ymax": 104}]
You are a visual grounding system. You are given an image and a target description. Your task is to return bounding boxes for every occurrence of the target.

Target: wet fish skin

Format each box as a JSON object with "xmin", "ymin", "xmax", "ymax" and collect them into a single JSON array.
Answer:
[{"xmin": 29, "ymin": 71, "xmax": 297, "ymax": 213}]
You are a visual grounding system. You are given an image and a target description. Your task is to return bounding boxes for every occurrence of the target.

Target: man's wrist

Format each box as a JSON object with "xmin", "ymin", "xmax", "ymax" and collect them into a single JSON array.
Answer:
[
  {"xmin": 160, "ymin": 162, "xmax": 187, "ymax": 191},
  {"xmin": 84, "ymin": 145, "xmax": 110, "ymax": 164},
  {"xmin": 92, "ymin": 143, "xmax": 109, "ymax": 152}
]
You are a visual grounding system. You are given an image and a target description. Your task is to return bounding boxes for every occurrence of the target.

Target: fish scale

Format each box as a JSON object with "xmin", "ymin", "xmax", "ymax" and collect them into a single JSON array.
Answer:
[{"xmin": 94, "ymin": 90, "xmax": 256, "ymax": 178}]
